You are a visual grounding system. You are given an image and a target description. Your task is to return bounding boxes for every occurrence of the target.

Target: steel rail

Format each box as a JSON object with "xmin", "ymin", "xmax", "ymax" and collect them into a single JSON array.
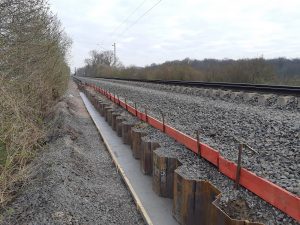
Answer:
[{"xmin": 82, "ymin": 76, "xmax": 300, "ymax": 96}]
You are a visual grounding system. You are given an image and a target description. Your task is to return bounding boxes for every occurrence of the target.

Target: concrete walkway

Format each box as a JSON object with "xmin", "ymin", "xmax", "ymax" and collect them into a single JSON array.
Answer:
[{"xmin": 80, "ymin": 92, "xmax": 178, "ymax": 225}]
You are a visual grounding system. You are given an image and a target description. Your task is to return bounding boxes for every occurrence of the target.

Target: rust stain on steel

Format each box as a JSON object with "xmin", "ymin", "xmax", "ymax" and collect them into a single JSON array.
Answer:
[
  {"xmin": 195, "ymin": 130, "xmax": 201, "ymax": 157},
  {"xmin": 173, "ymin": 170, "xmax": 265, "ymax": 225},
  {"xmin": 153, "ymin": 151, "xmax": 182, "ymax": 198}
]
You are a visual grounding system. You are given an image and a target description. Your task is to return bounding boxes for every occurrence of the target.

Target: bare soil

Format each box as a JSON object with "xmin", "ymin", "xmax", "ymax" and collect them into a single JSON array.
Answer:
[{"xmin": 0, "ymin": 81, "xmax": 145, "ymax": 225}]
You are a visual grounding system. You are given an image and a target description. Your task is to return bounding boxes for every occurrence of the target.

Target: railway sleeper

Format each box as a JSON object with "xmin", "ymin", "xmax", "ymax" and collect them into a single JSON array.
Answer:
[
  {"xmin": 103, "ymin": 106, "xmax": 113, "ymax": 121},
  {"xmin": 131, "ymin": 128, "xmax": 147, "ymax": 159},
  {"xmin": 140, "ymin": 138, "xmax": 160, "ymax": 175},
  {"xmin": 116, "ymin": 116, "xmax": 126, "ymax": 137},
  {"xmin": 106, "ymin": 108, "xmax": 113, "ymax": 125},
  {"xmin": 153, "ymin": 148, "xmax": 182, "ymax": 198},
  {"xmin": 122, "ymin": 122, "xmax": 135, "ymax": 145},
  {"xmin": 111, "ymin": 112, "xmax": 121, "ymax": 131}
]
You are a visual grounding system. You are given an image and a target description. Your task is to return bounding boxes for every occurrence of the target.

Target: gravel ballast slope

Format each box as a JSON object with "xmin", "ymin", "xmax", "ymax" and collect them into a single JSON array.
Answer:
[
  {"xmin": 83, "ymin": 78, "xmax": 300, "ymax": 196},
  {"xmin": 87, "ymin": 89, "xmax": 298, "ymax": 224},
  {"xmin": 1, "ymin": 82, "xmax": 145, "ymax": 225}
]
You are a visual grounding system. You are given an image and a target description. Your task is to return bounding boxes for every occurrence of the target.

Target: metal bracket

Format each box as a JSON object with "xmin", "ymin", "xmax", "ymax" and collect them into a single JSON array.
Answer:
[
  {"xmin": 134, "ymin": 102, "xmax": 137, "ymax": 116},
  {"xmin": 158, "ymin": 109, "xmax": 165, "ymax": 132},
  {"xmin": 115, "ymin": 94, "xmax": 118, "ymax": 105},
  {"xmin": 144, "ymin": 107, "xmax": 148, "ymax": 122},
  {"xmin": 125, "ymin": 98, "xmax": 128, "ymax": 110},
  {"xmin": 235, "ymin": 143, "xmax": 243, "ymax": 189},
  {"xmin": 233, "ymin": 136, "xmax": 257, "ymax": 189},
  {"xmin": 195, "ymin": 130, "xmax": 201, "ymax": 157}
]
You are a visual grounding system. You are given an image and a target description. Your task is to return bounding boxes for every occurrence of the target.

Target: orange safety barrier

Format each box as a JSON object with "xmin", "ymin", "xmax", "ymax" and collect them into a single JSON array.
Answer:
[
  {"xmin": 239, "ymin": 168, "xmax": 300, "ymax": 221},
  {"xmin": 86, "ymin": 82, "xmax": 300, "ymax": 222},
  {"xmin": 219, "ymin": 156, "xmax": 237, "ymax": 180}
]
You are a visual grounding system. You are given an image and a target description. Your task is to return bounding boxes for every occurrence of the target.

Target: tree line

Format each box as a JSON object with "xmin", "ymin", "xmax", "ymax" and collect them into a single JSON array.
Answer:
[{"xmin": 77, "ymin": 50, "xmax": 300, "ymax": 85}]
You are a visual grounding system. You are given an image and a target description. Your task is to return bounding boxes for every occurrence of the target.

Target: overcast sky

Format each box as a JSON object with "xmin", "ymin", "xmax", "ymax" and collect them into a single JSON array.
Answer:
[{"xmin": 49, "ymin": 0, "xmax": 300, "ymax": 70}]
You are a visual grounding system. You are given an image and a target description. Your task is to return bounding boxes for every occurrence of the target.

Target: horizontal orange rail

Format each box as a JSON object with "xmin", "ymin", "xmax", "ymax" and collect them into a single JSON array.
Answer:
[{"xmin": 84, "ymin": 81, "xmax": 300, "ymax": 222}]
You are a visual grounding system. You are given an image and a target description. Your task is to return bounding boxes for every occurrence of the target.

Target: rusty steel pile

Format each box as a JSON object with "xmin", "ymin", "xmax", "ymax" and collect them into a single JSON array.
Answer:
[{"xmin": 75, "ymin": 77, "xmax": 299, "ymax": 225}]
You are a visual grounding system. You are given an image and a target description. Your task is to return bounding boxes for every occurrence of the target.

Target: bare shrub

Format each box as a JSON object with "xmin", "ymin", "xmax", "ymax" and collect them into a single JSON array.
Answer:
[{"xmin": 0, "ymin": 0, "xmax": 71, "ymax": 205}]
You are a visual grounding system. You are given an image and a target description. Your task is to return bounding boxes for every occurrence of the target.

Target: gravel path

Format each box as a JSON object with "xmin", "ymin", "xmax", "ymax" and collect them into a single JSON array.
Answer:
[
  {"xmin": 82, "ymin": 78, "xmax": 300, "ymax": 197},
  {"xmin": 0, "ymin": 81, "xmax": 145, "ymax": 225}
]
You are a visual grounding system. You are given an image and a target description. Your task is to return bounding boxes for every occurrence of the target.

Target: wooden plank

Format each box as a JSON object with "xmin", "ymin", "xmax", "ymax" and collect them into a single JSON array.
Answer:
[
  {"xmin": 140, "ymin": 140, "xmax": 160, "ymax": 175},
  {"xmin": 131, "ymin": 129, "xmax": 146, "ymax": 159},
  {"xmin": 122, "ymin": 122, "xmax": 134, "ymax": 145}
]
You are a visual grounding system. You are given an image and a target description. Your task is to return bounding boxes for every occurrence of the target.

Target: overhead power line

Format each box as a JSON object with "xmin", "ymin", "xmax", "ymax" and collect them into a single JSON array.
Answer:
[
  {"xmin": 81, "ymin": 0, "xmax": 162, "ymax": 55},
  {"xmin": 115, "ymin": 0, "xmax": 162, "ymax": 40},
  {"xmin": 99, "ymin": 0, "xmax": 147, "ymax": 46},
  {"xmin": 110, "ymin": 0, "xmax": 148, "ymax": 37},
  {"xmin": 75, "ymin": 40, "xmax": 110, "ymax": 51}
]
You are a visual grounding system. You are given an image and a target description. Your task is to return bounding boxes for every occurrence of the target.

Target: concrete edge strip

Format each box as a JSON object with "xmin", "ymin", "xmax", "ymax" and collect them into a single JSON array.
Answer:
[{"xmin": 79, "ymin": 92, "xmax": 154, "ymax": 225}]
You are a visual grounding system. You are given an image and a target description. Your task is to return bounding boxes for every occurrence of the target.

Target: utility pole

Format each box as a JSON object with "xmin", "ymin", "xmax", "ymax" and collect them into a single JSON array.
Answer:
[{"xmin": 112, "ymin": 42, "xmax": 116, "ymax": 66}]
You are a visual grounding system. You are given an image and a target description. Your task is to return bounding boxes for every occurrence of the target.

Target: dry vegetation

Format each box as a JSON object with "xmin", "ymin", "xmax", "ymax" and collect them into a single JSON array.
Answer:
[
  {"xmin": 78, "ymin": 50, "xmax": 300, "ymax": 85},
  {"xmin": 0, "ymin": 0, "xmax": 71, "ymax": 206}
]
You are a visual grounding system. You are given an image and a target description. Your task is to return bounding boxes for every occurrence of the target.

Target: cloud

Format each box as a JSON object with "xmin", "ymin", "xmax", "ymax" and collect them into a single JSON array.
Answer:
[{"xmin": 49, "ymin": 0, "xmax": 300, "ymax": 70}]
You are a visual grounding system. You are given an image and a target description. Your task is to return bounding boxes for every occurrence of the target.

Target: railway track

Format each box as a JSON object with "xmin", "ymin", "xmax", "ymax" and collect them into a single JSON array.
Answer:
[
  {"xmin": 93, "ymin": 76, "xmax": 300, "ymax": 96},
  {"xmin": 74, "ymin": 76, "xmax": 300, "ymax": 224}
]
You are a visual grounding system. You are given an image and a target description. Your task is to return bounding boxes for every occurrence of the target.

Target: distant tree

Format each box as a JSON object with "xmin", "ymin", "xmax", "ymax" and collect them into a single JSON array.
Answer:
[
  {"xmin": 77, "ymin": 53, "xmax": 300, "ymax": 84},
  {"xmin": 85, "ymin": 50, "xmax": 113, "ymax": 67},
  {"xmin": 247, "ymin": 58, "xmax": 275, "ymax": 83},
  {"xmin": 81, "ymin": 50, "xmax": 123, "ymax": 77}
]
